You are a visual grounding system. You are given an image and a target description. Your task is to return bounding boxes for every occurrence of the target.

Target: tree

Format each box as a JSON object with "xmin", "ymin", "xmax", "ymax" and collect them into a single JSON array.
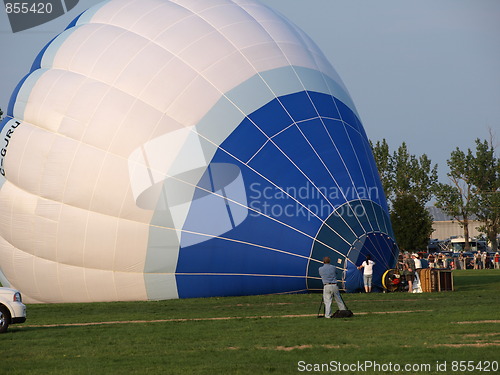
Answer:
[
  {"xmin": 434, "ymin": 139, "xmax": 500, "ymax": 251},
  {"xmin": 469, "ymin": 139, "xmax": 500, "ymax": 250},
  {"xmin": 434, "ymin": 147, "xmax": 476, "ymax": 251},
  {"xmin": 370, "ymin": 140, "xmax": 438, "ymax": 206},
  {"xmin": 391, "ymin": 143, "xmax": 437, "ymax": 206},
  {"xmin": 390, "ymin": 194, "xmax": 434, "ymax": 251},
  {"xmin": 370, "ymin": 139, "xmax": 392, "ymax": 201},
  {"xmin": 371, "ymin": 140, "xmax": 438, "ymax": 251}
]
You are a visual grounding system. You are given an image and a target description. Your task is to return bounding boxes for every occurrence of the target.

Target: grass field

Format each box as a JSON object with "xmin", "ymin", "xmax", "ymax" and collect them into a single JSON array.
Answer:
[{"xmin": 2, "ymin": 269, "xmax": 499, "ymax": 374}]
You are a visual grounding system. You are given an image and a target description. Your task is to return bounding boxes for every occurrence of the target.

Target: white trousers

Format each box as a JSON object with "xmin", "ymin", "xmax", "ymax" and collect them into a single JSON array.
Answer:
[{"xmin": 323, "ymin": 284, "xmax": 347, "ymax": 317}]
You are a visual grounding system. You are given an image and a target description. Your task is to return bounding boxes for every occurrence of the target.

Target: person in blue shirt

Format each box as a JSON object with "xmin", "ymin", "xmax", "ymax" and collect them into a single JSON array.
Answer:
[{"xmin": 318, "ymin": 256, "xmax": 347, "ymax": 318}]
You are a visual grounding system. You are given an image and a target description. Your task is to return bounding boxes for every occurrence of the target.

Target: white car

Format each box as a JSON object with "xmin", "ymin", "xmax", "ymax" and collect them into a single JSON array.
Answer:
[{"xmin": 0, "ymin": 287, "xmax": 27, "ymax": 333}]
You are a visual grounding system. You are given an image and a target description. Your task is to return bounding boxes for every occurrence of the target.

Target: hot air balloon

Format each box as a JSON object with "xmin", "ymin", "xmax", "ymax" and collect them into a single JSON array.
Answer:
[{"xmin": 0, "ymin": 0, "xmax": 398, "ymax": 303}]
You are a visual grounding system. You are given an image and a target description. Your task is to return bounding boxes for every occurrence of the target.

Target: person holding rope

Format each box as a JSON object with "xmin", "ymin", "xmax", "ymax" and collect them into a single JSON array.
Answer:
[{"xmin": 319, "ymin": 256, "xmax": 348, "ymax": 318}]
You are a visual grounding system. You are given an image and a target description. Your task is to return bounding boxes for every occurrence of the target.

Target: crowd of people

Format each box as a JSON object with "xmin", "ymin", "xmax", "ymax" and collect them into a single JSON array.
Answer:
[
  {"xmin": 425, "ymin": 251, "xmax": 500, "ymax": 270},
  {"xmin": 397, "ymin": 251, "xmax": 500, "ymax": 270}
]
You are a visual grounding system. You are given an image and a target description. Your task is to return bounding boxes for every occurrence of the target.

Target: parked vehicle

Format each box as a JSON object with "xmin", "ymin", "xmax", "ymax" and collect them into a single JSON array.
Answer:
[
  {"xmin": 427, "ymin": 239, "xmax": 448, "ymax": 252},
  {"xmin": 449, "ymin": 237, "xmax": 487, "ymax": 252},
  {"xmin": 0, "ymin": 287, "xmax": 27, "ymax": 333},
  {"xmin": 427, "ymin": 239, "xmax": 440, "ymax": 252}
]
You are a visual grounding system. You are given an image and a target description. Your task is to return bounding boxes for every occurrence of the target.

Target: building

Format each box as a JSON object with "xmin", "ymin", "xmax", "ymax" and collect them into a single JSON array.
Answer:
[{"xmin": 427, "ymin": 206, "xmax": 484, "ymax": 241}]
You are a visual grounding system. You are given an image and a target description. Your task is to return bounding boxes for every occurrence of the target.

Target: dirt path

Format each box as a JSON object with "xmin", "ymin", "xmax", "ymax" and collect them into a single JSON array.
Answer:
[{"xmin": 21, "ymin": 309, "xmax": 432, "ymax": 329}]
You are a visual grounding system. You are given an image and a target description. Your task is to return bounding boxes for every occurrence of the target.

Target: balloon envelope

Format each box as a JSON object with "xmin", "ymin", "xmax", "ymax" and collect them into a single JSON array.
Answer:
[{"xmin": 0, "ymin": 0, "xmax": 398, "ymax": 303}]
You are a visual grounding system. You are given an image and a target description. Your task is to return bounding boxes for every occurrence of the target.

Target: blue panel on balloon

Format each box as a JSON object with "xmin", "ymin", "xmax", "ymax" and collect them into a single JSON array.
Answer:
[
  {"xmin": 221, "ymin": 117, "xmax": 269, "ymax": 163},
  {"xmin": 335, "ymin": 98, "xmax": 362, "ymax": 133},
  {"xmin": 308, "ymin": 91, "xmax": 341, "ymax": 119},
  {"xmin": 177, "ymin": 275, "xmax": 306, "ymax": 299},
  {"xmin": 176, "ymin": 91, "xmax": 398, "ymax": 298},
  {"xmin": 282, "ymin": 91, "xmax": 319, "ymax": 122},
  {"xmin": 177, "ymin": 235, "xmax": 307, "ymax": 275},
  {"xmin": 247, "ymin": 142, "xmax": 329, "ymax": 226},
  {"xmin": 247, "ymin": 98, "xmax": 293, "ymax": 138}
]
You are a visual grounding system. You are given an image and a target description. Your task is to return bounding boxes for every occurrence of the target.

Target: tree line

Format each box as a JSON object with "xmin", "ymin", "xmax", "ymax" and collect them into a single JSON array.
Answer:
[{"xmin": 371, "ymin": 137, "xmax": 500, "ymax": 252}]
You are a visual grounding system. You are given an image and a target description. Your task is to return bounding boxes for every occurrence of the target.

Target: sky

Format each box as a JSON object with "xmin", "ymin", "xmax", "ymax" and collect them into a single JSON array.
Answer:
[{"xmin": 1, "ymin": 0, "xmax": 499, "ymax": 182}]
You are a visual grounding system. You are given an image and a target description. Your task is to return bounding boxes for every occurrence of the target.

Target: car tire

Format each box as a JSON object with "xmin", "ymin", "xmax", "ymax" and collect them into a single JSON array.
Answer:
[{"xmin": 0, "ymin": 305, "xmax": 10, "ymax": 333}]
